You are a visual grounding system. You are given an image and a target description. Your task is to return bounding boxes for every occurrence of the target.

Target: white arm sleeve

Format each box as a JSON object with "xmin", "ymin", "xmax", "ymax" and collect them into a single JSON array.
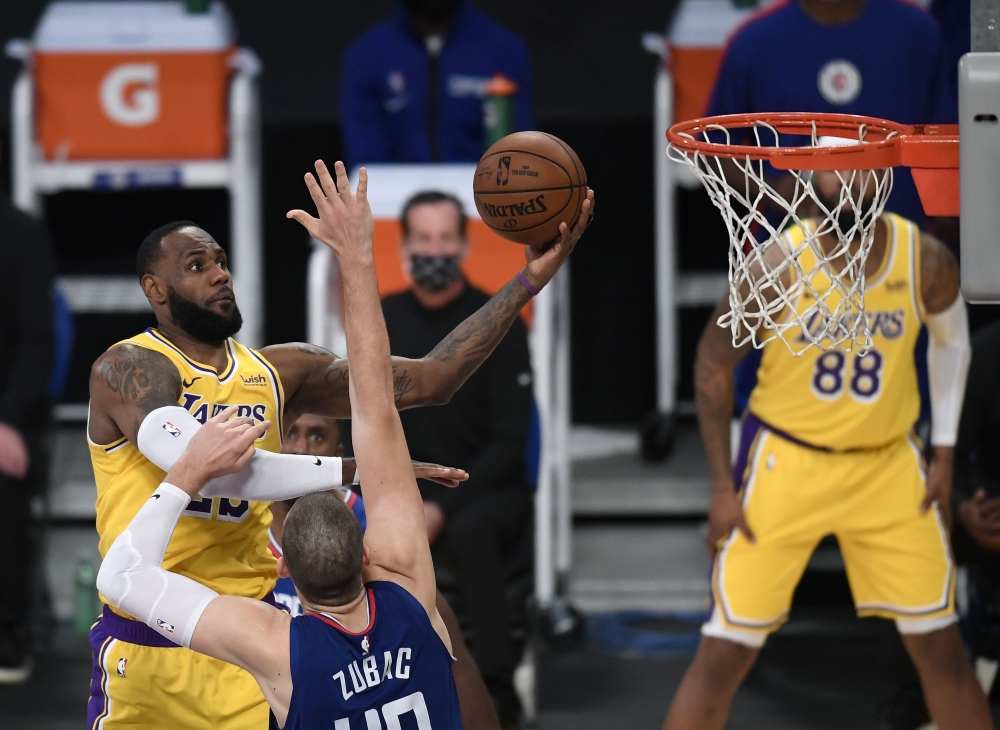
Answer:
[
  {"xmin": 96, "ymin": 483, "xmax": 218, "ymax": 647},
  {"xmin": 135, "ymin": 406, "xmax": 343, "ymax": 501},
  {"xmin": 925, "ymin": 294, "xmax": 971, "ymax": 447}
]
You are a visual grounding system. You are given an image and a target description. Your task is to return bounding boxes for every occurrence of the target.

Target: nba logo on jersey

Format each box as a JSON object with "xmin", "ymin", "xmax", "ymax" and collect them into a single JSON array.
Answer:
[
  {"xmin": 162, "ymin": 421, "xmax": 182, "ymax": 438},
  {"xmin": 156, "ymin": 618, "xmax": 175, "ymax": 633},
  {"xmin": 361, "ymin": 635, "xmax": 370, "ymax": 655},
  {"xmin": 116, "ymin": 658, "xmax": 126, "ymax": 678}
]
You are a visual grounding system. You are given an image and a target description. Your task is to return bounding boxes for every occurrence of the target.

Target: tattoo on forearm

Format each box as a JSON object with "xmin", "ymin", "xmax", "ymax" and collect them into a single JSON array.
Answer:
[
  {"xmin": 322, "ymin": 361, "xmax": 416, "ymax": 405},
  {"xmin": 323, "ymin": 362, "xmax": 350, "ymax": 401},
  {"xmin": 392, "ymin": 366, "xmax": 415, "ymax": 403},
  {"xmin": 427, "ymin": 278, "xmax": 530, "ymax": 382}
]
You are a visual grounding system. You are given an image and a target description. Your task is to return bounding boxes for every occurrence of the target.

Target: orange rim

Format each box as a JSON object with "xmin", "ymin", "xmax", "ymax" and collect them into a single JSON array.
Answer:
[{"xmin": 667, "ymin": 112, "xmax": 958, "ymax": 172}]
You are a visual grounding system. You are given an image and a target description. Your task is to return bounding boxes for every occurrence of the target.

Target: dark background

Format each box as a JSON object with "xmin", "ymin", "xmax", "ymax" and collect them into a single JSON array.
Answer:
[{"xmin": 0, "ymin": 0, "xmax": 730, "ymax": 425}]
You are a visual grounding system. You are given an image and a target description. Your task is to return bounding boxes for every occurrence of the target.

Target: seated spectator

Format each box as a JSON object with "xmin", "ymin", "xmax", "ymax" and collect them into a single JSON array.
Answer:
[
  {"xmin": 0, "ymin": 193, "xmax": 54, "ymax": 684},
  {"xmin": 381, "ymin": 190, "xmax": 533, "ymax": 727},
  {"xmin": 953, "ymin": 321, "xmax": 1000, "ymax": 717},
  {"xmin": 341, "ymin": 0, "xmax": 533, "ymax": 167}
]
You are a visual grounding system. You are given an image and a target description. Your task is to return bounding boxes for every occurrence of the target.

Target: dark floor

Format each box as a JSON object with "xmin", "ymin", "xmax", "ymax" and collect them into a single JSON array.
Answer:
[{"xmin": 539, "ymin": 608, "xmax": 911, "ymax": 730}]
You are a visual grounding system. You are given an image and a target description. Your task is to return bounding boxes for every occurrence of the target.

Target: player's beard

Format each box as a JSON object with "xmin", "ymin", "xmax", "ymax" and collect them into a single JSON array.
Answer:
[
  {"xmin": 167, "ymin": 286, "xmax": 243, "ymax": 344},
  {"xmin": 814, "ymin": 186, "xmax": 858, "ymax": 238}
]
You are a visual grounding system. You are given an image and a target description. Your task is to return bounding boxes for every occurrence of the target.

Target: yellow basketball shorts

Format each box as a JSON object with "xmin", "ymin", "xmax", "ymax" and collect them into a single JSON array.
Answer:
[
  {"xmin": 703, "ymin": 414, "xmax": 956, "ymax": 647},
  {"xmin": 88, "ymin": 607, "xmax": 269, "ymax": 729}
]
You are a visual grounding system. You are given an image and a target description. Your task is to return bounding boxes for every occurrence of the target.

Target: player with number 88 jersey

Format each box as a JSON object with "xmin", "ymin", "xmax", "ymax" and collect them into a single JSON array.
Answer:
[
  {"xmin": 716, "ymin": 209, "xmax": 959, "ymax": 639},
  {"xmin": 661, "ymin": 158, "xmax": 995, "ymax": 728}
]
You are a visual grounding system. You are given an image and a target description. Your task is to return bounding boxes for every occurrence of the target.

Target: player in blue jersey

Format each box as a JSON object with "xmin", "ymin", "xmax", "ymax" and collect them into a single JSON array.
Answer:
[
  {"xmin": 94, "ymin": 160, "xmax": 591, "ymax": 729},
  {"xmin": 268, "ymin": 412, "xmax": 503, "ymax": 730}
]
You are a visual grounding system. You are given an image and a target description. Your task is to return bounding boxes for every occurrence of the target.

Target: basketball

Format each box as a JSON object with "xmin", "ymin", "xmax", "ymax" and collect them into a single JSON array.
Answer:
[{"xmin": 473, "ymin": 131, "xmax": 587, "ymax": 246}]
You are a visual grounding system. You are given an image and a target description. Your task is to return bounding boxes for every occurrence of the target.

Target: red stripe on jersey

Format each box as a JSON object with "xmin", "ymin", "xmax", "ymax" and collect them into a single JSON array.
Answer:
[{"xmin": 307, "ymin": 588, "xmax": 376, "ymax": 636}]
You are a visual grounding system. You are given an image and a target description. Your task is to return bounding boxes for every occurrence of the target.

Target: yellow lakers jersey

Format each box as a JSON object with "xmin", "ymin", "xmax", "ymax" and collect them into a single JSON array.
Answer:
[
  {"xmin": 89, "ymin": 328, "xmax": 285, "ymax": 618},
  {"xmin": 749, "ymin": 213, "xmax": 923, "ymax": 450}
]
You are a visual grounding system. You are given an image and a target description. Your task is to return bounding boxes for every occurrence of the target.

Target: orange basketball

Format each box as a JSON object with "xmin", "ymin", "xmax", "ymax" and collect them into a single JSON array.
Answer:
[{"xmin": 473, "ymin": 131, "xmax": 587, "ymax": 246}]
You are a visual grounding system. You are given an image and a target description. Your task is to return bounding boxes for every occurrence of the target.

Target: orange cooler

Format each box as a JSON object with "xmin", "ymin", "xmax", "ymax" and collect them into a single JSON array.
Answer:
[
  {"xmin": 33, "ymin": 1, "xmax": 235, "ymax": 160},
  {"xmin": 668, "ymin": 0, "xmax": 768, "ymax": 122}
]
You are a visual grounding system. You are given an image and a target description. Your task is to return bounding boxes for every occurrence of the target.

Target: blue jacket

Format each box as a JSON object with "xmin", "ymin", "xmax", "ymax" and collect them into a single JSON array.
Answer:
[{"xmin": 340, "ymin": 1, "xmax": 533, "ymax": 167}]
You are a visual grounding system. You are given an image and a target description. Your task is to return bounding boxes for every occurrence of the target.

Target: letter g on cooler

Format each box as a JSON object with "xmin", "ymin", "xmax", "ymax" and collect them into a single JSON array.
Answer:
[{"xmin": 100, "ymin": 63, "xmax": 160, "ymax": 127}]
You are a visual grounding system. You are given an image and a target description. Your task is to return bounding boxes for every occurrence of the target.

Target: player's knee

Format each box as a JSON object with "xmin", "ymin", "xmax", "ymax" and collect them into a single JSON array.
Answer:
[
  {"xmin": 692, "ymin": 636, "xmax": 760, "ymax": 689},
  {"xmin": 900, "ymin": 622, "xmax": 971, "ymax": 678}
]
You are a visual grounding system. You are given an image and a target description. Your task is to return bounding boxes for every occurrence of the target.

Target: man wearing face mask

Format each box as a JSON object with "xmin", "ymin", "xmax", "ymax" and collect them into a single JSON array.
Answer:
[
  {"xmin": 381, "ymin": 191, "xmax": 533, "ymax": 728},
  {"xmin": 341, "ymin": 0, "xmax": 533, "ymax": 168}
]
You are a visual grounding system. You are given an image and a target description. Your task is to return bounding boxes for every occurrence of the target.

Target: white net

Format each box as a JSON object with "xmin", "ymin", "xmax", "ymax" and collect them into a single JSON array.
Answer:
[{"xmin": 668, "ymin": 121, "xmax": 894, "ymax": 356}]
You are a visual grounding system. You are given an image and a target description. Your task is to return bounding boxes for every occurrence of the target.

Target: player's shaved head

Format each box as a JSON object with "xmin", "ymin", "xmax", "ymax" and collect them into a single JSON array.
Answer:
[
  {"xmin": 283, "ymin": 491, "xmax": 365, "ymax": 606},
  {"xmin": 136, "ymin": 220, "xmax": 202, "ymax": 279}
]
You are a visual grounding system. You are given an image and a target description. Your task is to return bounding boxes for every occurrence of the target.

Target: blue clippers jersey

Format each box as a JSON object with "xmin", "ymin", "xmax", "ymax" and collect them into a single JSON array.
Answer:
[
  {"xmin": 708, "ymin": 0, "xmax": 949, "ymax": 223},
  {"xmin": 284, "ymin": 581, "xmax": 461, "ymax": 730},
  {"xmin": 271, "ymin": 490, "xmax": 367, "ymax": 617}
]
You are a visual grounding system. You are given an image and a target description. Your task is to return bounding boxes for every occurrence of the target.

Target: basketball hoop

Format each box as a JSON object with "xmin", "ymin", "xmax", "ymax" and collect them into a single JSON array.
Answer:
[{"xmin": 666, "ymin": 112, "xmax": 958, "ymax": 355}]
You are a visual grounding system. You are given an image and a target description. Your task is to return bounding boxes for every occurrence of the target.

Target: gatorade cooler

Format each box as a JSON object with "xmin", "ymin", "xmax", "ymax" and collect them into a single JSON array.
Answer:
[
  {"xmin": 668, "ymin": 0, "xmax": 766, "ymax": 122},
  {"xmin": 33, "ymin": 1, "xmax": 235, "ymax": 160}
]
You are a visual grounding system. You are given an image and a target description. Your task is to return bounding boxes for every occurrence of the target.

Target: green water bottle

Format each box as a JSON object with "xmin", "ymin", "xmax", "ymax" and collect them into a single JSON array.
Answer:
[
  {"xmin": 74, "ymin": 557, "xmax": 99, "ymax": 635},
  {"xmin": 483, "ymin": 74, "xmax": 518, "ymax": 148}
]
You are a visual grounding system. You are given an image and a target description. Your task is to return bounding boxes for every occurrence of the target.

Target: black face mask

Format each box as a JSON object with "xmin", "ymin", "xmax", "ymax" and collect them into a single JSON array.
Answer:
[
  {"xmin": 167, "ymin": 286, "xmax": 243, "ymax": 344},
  {"xmin": 401, "ymin": 0, "xmax": 461, "ymax": 23},
  {"xmin": 410, "ymin": 255, "xmax": 462, "ymax": 292}
]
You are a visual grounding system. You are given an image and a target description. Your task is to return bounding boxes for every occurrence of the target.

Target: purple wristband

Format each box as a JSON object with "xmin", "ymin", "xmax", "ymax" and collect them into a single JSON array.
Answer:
[{"xmin": 516, "ymin": 271, "xmax": 541, "ymax": 297}]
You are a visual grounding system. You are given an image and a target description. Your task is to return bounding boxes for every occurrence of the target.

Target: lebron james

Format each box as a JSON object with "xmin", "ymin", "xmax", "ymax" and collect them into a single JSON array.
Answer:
[{"xmin": 85, "ymin": 158, "xmax": 595, "ymax": 729}]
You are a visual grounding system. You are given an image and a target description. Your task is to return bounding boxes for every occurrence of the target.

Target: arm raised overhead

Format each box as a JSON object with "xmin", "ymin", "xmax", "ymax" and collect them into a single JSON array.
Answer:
[{"xmin": 287, "ymin": 159, "xmax": 450, "ymax": 647}]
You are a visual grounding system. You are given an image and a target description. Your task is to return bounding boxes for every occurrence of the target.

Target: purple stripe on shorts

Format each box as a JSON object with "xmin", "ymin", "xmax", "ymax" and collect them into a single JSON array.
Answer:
[
  {"xmin": 732, "ymin": 413, "xmax": 765, "ymax": 490},
  {"xmin": 87, "ymin": 621, "xmax": 112, "ymax": 730},
  {"xmin": 87, "ymin": 591, "xmax": 281, "ymax": 726}
]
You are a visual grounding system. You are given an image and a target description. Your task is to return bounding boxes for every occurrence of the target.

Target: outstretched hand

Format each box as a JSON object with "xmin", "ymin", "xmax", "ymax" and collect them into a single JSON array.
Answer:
[
  {"xmin": 287, "ymin": 160, "xmax": 375, "ymax": 264},
  {"xmin": 522, "ymin": 189, "xmax": 595, "ymax": 291},
  {"xmin": 167, "ymin": 406, "xmax": 271, "ymax": 496},
  {"xmin": 412, "ymin": 461, "xmax": 468, "ymax": 488}
]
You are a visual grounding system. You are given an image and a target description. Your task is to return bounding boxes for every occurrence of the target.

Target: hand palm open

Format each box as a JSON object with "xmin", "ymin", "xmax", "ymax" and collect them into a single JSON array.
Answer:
[{"xmin": 287, "ymin": 160, "xmax": 375, "ymax": 261}]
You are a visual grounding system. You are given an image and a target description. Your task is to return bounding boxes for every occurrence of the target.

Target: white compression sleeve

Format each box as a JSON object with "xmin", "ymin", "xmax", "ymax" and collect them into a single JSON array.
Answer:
[
  {"xmin": 135, "ymin": 406, "xmax": 344, "ymax": 501},
  {"xmin": 925, "ymin": 294, "xmax": 971, "ymax": 447},
  {"xmin": 96, "ymin": 483, "xmax": 218, "ymax": 647}
]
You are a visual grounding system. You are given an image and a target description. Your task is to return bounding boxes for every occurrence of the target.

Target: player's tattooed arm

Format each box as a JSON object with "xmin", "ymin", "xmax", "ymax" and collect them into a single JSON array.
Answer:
[
  {"xmin": 266, "ymin": 280, "xmax": 532, "ymax": 419},
  {"xmin": 920, "ymin": 232, "xmax": 961, "ymax": 315},
  {"xmin": 262, "ymin": 343, "xmax": 426, "ymax": 421},
  {"xmin": 88, "ymin": 344, "xmax": 183, "ymax": 445},
  {"xmin": 414, "ymin": 277, "xmax": 533, "ymax": 406}
]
